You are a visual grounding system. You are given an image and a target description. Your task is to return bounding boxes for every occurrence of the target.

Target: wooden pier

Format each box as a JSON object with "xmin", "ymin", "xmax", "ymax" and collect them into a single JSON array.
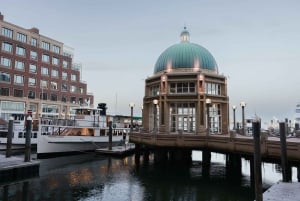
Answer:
[{"xmin": 0, "ymin": 154, "xmax": 39, "ymax": 183}]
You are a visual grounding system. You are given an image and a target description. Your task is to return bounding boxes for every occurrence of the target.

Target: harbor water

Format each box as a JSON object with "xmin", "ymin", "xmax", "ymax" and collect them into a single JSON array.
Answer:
[{"xmin": 0, "ymin": 151, "xmax": 297, "ymax": 201}]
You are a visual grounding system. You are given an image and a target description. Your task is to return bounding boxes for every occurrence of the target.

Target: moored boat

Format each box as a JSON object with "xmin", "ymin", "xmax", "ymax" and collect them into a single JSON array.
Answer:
[{"xmin": 37, "ymin": 106, "xmax": 129, "ymax": 158}]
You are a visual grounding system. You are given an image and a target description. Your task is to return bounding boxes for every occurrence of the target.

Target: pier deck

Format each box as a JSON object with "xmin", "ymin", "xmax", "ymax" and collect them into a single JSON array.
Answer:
[
  {"xmin": 263, "ymin": 181, "xmax": 300, "ymax": 201},
  {"xmin": 0, "ymin": 154, "xmax": 40, "ymax": 183}
]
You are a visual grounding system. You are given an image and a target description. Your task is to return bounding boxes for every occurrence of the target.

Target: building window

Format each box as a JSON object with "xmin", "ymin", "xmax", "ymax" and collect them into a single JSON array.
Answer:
[
  {"xmin": 71, "ymin": 74, "xmax": 77, "ymax": 81},
  {"xmin": 17, "ymin": 32, "xmax": 27, "ymax": 43},
  {"xmin": 62, "ymin": 83, "xmax": 68, "ymax": 91},
  {"xmin": 52, "ymin": 57, "xmax": 59, "ymax": 65},
  {"xmin": 40, "ymin": 92, "xmax": 47, "ymax": 100},
  {"xmin": 50, "ymin": 81, "xmax": 58, "ymax": 90},
  {"xmin": 15, "ymin": 61, "xmax": 25, "ymax": 71},
  {"xmin": 1, "ymin": 27, "xmax": 13, "ymax": 38},
  {"xmin": 29, "ymin": 64, "xmax": 37, "ymax": 73},
  {"xmin": 51, "ymin": 69, "xmax": 58, "ymax": 77},
  {"xmin": 16, "ymin": 46, "xmax": 26, "ymax": 56},
  {"xmin": 70, "ymin": 85, "xmax": 76, "ymax": 93},
  {"xmin": 52, "ymin": 45, "xmax": 60, "ymax": 54},
  {"xmin": 169, "ymin": 82, "xmax": 196, "ymax": 94},
  {"xmin": 62, "ymin": 72, "xmax": 68, "ymax": 80},
  {"xmin": 70, "ymin": 97, "xmax": 76, "ymax": 103},
  {"xmin": 42, "ymin": 54, "xmax": 50, "ymax": 63},
  {"xmin": 205, "ymin": 83, "xmax": 221, "ymax": 95},
  {"xmin": 61, "ymin": 96, "xmax": 67, "ymax": 102},
  {"xmin": 169, "ymin": 103, "xmax": 196, "ymax": 132},
  {"xmin": 50, "ymin": 94, "xmax": 58, "ymax": 101},
  {"xmin": 40, "ymin": 80, "xmax": 48, "ymax": 89},
  {"xmin": 28, "ymin": 91, "xmax": 35, "ymax": 99},
  {"xmin": 31, "ymin": 38, "xmax": 37, "ymax": 47},
  {"xmin": 150, "ymin": 85, "xmax": 160, "ymax": 96},
  {"xmin": 14, "ymin": 89, "xmax": 23, "ymax": 97},
  {"xmin": 28, "ymin": 77, "xmax": 36, "ymax": 86},
  {"xmin": 41, "ymin": 41, "xmax": 50, "ymax": 50},
  {"xmin": 1, "ymin": 42, "xmax": 12, "ymax": 52},
  {"xmin": 63, "ymin": 60, "xmax": 68, "ymax": 68},
  {"xmin": 79, "ymin": 87, "xmax": 84, "ymax": 94},
  {"xmin": 41, "ymin": 67, "xmax": 49, "ymax": 76},
  {"xmin": 0, "ymin": 87, "xmax": 9, "ymax": 96},
  {"xmin": 30, "ymin": 51, "xmax": 37, "ymax": 60},
  {"xmin": 14, "ymin": 75, "xmax": 24, "ymax": 85},
  {"xmin": 0, "ymin": 72, "xmax": 11, "ymax": 82},
  {"xmin": 0, "ymin": 57, "xmax": 11, "ymax": 68}
]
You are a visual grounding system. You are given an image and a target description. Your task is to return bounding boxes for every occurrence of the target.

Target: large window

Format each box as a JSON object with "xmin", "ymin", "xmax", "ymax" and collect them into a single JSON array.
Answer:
[
  {"xmin": 14, "ymin": 89, "xmax": 23, "ymax": 97},
  {"xmin": 31, "ymin": 38, "xmax": 37, "ymax": 47},
  {"xmin": 30, "ymin": 51, "xmax": 37, "ymax": 60},
  {"xmin": 15, "ymin": 61, "xmax": 25, "ymax": 71},
  {"xmin": 170, "ymin": 82, "xmax": 195, "ymax": 94},
  {"xmin": 29, "ymin": 64, "xmax": 37, "ymax": 73},
  {"xmin": 71, "ymin": 74, "xmax": 77, "ymax": 81},
  {"xmin": 14, "ymin": 75, "xmax": 24, "ymax": 84},
  {"xmin": 0, "ymin": 72, "xmax": 10, "ymax": 82},
  {"xmin": 28, "ymin": 77, "xmax": 36, "ymax": 86},
  {"xmin": 28, "ymin": 91, "xmax": 35, "ymax": 99},
  {"xmin": 51, "ymin": 69, "xmax": 58, "ymax": 77},
  {"xmin": 62, "ymin": 83, "xmax": 67, "ymax": 91},
  {"xmin": 42, "ymin": 54, "xmax": 50, "ymax": 63},
  {"xmin": 169, "ymin": 103, "xmax": 196, "ymax": 133},
  {"xmin": 205, "ymin": 83, "xmax": 221, "ymax": 95},
  {"xmin": 1, "ymin": 42, "xmax": 12, "ymax": 52},
  {"xmin": 0, "ymin": 57, "xmax": 11, "ymax": 67},
  {"xmin": 208, "ymin": 104, "xmax": 221, "ymax": 134},
  {"xmin": 17, "ymin": 32, "xmax": 27, "ymax": 43},
  {"xmin": 41, "ymin": 41, "xmax": 50, "ymax": 50},
  {"xmin": 40, "ymin": 80, "xmax": 48, "ymax": 89},
  {"xmin": 63, "ymin": 60, "xmax": 68, "ymax": 68},
  {"xmin": 16, "ymin": 46, "xmax": 26, "ymax": 56},
  {"xmin": 0, "ymin": 87, "xmax": 9, "ymax": 96},
  {"xmin": 52, "ymin": 57, "xmax": 59, "ymax": 65},
  {"xmin": 150, "ymin": 85, "xmax": 159, "ymax": 96},
  {"xmin": 70, "ymin": 85, "xmax": 76, "ymax": 93},
  {"xmin": 52, "ymin": 45, "xmax": 60, "ymax": 54},
  {"xmin": 62, "ymin": 72, "xmax": 68, "ymax": 80},
  {"xmin": 1, "ymin": 27, "xmax": 13, "ymax": 38},
  {"xmin": 50, "ymin": 94, "xmax": 58, "ymax": 101},
  {"xmin": 50, "ymin": 81, "xmax": 58, "ymax": 90},
  {"xmin": 41, "ymin": 67, "xmax": 49, "ymax": 76}
]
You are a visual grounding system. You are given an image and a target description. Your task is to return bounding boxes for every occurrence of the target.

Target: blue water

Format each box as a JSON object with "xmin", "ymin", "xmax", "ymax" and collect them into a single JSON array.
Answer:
[{"xmin": 0, "ymin": 151, "xmax": 295, "ymax": 201}]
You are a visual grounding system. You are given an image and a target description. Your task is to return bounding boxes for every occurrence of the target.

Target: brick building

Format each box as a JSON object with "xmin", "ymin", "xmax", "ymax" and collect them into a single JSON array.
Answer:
[{"xmin": 0, "ymin": 13, "xmax": 93, "ymax": 120}]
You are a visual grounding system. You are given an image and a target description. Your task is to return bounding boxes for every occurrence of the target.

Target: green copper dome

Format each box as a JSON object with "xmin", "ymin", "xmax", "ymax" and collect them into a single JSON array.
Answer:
[{"xmin": 154, "ymin": 28, "xmax": 218, "ymax": 74}]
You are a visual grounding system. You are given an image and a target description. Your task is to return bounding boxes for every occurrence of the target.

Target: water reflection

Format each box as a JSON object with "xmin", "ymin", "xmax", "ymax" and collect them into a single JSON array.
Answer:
[{"xmin": 0, "ymin": 152, "xmax": 294, "ymax": 201}]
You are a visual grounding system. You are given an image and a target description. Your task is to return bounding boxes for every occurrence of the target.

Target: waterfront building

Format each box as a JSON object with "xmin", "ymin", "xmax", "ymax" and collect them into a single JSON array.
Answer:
[
  {"xmin": 142, "ymin": 27, "xmax": 229, "ymax": 135},
  {"xmin": 0, "ymin": 13, "xmax": 94, "ymax": 121}
]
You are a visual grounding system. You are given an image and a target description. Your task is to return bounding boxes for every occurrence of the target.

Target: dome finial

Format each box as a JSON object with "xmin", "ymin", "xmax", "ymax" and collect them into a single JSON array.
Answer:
[{"xmin": 180, "ymin": 26, "xmax": 190, "ymax": 42}]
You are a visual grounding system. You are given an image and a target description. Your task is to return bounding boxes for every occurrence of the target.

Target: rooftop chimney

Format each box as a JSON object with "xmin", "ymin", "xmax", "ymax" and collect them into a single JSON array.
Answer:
[{"xmin": 0, "ymin": 12, "xmax": 4, "ymax": 21}]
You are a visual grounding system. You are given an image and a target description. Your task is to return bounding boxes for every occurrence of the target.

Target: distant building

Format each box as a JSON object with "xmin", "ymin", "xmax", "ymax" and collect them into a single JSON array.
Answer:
[
  {"xmin": 142, "ymin": 27, "xmax": 229, "ymax": 135},
  {"xmin": 0, "ymin": 13, "xmax": 93, "ymax": 120}
]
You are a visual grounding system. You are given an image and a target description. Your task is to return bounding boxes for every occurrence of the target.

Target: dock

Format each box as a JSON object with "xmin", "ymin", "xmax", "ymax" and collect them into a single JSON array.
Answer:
[
  {"xmin": 0, "ymin": 154, "xmax": 40, "ymax": 183},
  {"xmin": 263, "ymin": 181, "xmax": 300, "ymax": 201},
  {"xmin": 95, "ymin": 143, "xmax": 135, "ymax": 157}
]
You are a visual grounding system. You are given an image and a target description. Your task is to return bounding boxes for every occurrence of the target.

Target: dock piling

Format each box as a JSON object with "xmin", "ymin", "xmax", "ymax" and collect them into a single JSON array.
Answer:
[
  {"xmin": 24, "ymin": 116, "xmax": 32, "ymax": 162},
  {"xmin": 6, "ymin": 117, "xmax": 14, "ymax": 158},
  {"xmin": 279, "ymin": 122, "xmax": 291, "ymax": 182},
  {"xmin": 253, "ymin": 121, "xmax": 262, "ymax": 201}
]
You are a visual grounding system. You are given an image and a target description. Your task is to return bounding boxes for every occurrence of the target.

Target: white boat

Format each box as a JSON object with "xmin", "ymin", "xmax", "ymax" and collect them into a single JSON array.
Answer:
[
  {"xmin": 0, "ymin": 115, "xmax": 38, "ymax": 150},
  {"xmin": 37, "ymin": 106, "xmax": 130, "ymax": 158}
]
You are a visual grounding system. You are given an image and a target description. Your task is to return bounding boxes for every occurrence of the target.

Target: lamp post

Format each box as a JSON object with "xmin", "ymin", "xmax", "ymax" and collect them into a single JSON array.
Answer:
[
  {"xmin": 206, "ymin": 98, "xmax": 211, "ymax": 136},
  {"xmin": 240, "ymin": 101, "xmax": 246, "ymax": 135},
  {"xmin": 153, "ymin": 99, "xmax": 158, "ymax": 134},
  {"xmin": 129, "ymin": 102, "xmax": 135, "ymax": 134},
  {"xmin": 232, "ymin": 105, "xmax": 237, "ymax": 130}
]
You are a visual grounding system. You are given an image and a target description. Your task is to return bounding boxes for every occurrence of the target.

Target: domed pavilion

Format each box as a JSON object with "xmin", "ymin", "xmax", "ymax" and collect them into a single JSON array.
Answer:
[{"xmin": 142, "ymin": 27, "xmax": 229, "ymax": 135}]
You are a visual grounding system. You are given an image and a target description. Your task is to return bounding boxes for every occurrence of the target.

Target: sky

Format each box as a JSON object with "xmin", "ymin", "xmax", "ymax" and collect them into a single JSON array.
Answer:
[{"xmin": 1, "ymin": 0, "xmax": 300, "ymax": 125}]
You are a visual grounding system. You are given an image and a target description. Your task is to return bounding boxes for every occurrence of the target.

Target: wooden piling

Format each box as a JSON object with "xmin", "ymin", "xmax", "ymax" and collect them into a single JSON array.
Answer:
[
  {"xmin": 279, "ymin": 122, "xmax": 290, "ymax": 182},
  {"xmin": 108, "ymin": 121, "xmax": 112, "ymax": 150},
  {"xmin": 253, "ymin": 121, "xmax": 262, "ymax": 201},
  {"xmin": 24, "ymin": 116, "xmax": 32, "ymax": 162},
  {"xmin": 6, "ymin": 118, "xmax": 13, "ymax": 158}
]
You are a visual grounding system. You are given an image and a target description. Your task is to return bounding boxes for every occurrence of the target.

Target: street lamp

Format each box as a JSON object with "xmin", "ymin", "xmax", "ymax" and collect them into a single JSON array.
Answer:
[
  {"xmin": 240, "ymin": 101, "xmax": 246, "ymax": 135},
  {"xmin": 129, "ymin": 102, "xmax": 135, "ymax": 134},
  {"xmin": 153, "ymin": 99, "xmax": 158, "ymax": 134},
  {"xmin": 232, "ymin": 105, "xmax": 237, "ymax": 130},
  {"xmin": 206, "ymin": 98, "xmax": 212, "ymax": 136}
]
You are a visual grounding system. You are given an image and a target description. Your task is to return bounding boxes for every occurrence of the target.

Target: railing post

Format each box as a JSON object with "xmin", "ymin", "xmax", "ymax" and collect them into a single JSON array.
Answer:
[
  {"xmin": 24, "ymin": 116, "xmax": 32, "ymax": 162},
  {"xmin": 253, "ymin": 121, "xmax": 262, "ymax": 201}
]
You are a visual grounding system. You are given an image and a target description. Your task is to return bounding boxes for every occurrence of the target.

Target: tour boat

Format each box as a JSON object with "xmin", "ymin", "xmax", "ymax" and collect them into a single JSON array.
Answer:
[
  {"xmin": 0, "ymin": 116, "xmax": 38, "ymax": 150},
  {"xmin": 37, "ymin": 106, "xmax": 129, "ymax": 158}
]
